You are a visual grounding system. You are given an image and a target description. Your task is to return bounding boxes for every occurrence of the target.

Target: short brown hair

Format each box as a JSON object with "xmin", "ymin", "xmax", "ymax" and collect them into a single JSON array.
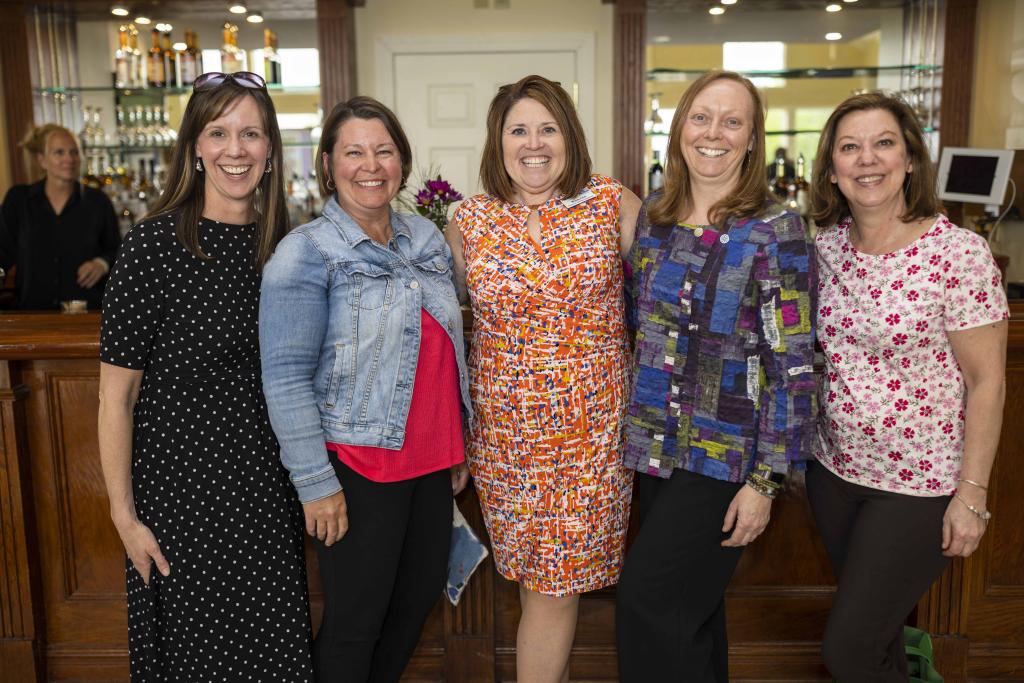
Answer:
[
  {"xmin": 648, "ymin": 70, "xmax": 769, "ymax": 227},
  {"xmin": 479, "ymin": 75, "xmax": 591, "ymax": 203},
  {"xmin": 810, "ymin": 91, "xmax": 939, "ymax": 228},
  {"xmin": 145, "ymin": 84, "xmax": 288, "ymax": 269},
  {"xmin": 316, "ymin": 96, "xmax": 413, "ymax": 198}
]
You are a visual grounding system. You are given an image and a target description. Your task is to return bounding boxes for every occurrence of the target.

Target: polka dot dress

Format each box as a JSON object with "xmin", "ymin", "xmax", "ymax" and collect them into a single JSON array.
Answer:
[{"xmin": 100, "ymin": 215, "xmax": 314, "ymax": 682}]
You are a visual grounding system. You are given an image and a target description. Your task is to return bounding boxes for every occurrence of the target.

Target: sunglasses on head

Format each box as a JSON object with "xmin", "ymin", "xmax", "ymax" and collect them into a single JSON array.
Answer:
[{"xmin": 193, "ymin": 71, "xmax": 267, "ymax": 91}]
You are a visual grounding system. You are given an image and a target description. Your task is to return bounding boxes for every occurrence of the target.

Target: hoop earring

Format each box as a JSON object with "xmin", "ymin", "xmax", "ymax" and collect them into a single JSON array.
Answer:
[
  {"xmin": 196, "ymin": 158, "xmax": 205, "ymax": 172},
  {"xmin": 265, "ymin": 158, "xmax": 272, "ymax": 174},
  {"xmin": 326, "ymin": 176, "xmax": 336, "ymax": 191}
]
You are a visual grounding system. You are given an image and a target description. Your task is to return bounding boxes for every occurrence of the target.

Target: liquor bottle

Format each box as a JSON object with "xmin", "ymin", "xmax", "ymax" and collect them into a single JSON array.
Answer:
[
  {"xmin": 161, "ymin": 30, "xmax": 177, "ymax": 88},
  {"xmin": 221, "ymin": 23, "xmax": 246, "ymax": 73},
  {"xmin": 127, "ymin": 25, "xmax": 145, "ymax": 87},
  {"xmin": 648, "ymin": 150, "xmax": 664, "ymax": 193},
  {"xmin": 794, "ymin": 153, "xmax": 810, "ymax": 217},
  {"xmin": 179, "ymin": 29, "xmax": 200, "ymax": 86},
  {"xmin": 114, "ymin": 25, "xmax": 131, "ymax": 87},
  {"xmin": 263, "ymin": 29, "xmax": 280, "ymax": 85},
  {"xmin": 273, "ymin": 31, "xmax": 282, "ymax": 84},
  {"xmin": 772, "ymin": 155, "xmax": 789, "ymax": 202},
  {"xmin": 147, "ymin": 28, "xmax": 166, "ymax": 88}
]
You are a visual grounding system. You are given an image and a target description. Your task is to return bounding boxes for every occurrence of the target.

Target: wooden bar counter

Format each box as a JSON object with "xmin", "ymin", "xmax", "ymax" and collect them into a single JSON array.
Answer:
[{"xmin": 2, "ymin": 309, "xmax": 1023, "ymax": 682}]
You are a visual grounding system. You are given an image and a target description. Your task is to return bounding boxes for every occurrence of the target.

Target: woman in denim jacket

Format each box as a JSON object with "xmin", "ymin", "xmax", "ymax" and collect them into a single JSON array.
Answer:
[{"xmin": 259, "ymin": 97, "xmax": 473, "ymax": 683}]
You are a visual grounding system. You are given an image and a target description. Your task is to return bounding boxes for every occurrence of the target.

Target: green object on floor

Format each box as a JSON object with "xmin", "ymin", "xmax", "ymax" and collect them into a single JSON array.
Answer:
[{"xmin": 832, "ymin": 626, "xmax": 944, "ymax": 683}]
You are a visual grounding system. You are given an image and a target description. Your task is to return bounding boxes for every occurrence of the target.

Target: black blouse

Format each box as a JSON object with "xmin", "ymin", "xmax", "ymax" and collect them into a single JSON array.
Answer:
[{"xmin": 0, "ymin": 180, "xmax": 120, "ymax": 310}]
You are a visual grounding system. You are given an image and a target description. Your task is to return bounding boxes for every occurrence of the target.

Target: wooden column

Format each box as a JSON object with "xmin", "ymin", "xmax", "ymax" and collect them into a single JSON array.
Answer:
[
  {"xmin": 316, "ymin": 0, "xmax": 361, "ymax": 113},
  {"xmin": 937, "ymin": 0, "xmax": 977, "ymax": 151},
  {"xmin": 0, "ymin": 2, "xmax": 34, "ymax": 186},
  {"xmin": 611, "ymin": 0, "xmax": 645, "ymax": 196},
  {"xmin": 0, "ymin": 362, "xmax": 46, "ymax": 683}
]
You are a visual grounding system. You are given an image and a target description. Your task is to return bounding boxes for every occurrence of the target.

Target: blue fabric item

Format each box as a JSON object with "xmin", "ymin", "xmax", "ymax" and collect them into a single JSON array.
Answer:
[
  {"xmin": 446, "ymin": 501, "xmax": 489, "ymax": 605},
  {"xmin": 259, "ymin": 196, "xmax": 473, "ymax": 503}
]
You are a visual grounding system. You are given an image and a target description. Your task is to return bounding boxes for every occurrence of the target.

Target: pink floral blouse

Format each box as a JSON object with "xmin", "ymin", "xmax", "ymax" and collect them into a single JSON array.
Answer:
[{"xmin": 815, "ymin": 214, "xmax": 1009, "ymax": 496}]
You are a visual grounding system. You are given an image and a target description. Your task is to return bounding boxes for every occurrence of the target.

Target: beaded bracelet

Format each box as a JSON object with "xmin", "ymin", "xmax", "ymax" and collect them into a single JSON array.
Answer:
[
  {"xmin": 745, "ymin": 473, "xmax": 781, "ymax": 499},
  {"xmin": 954, "ymin": 494, "xmax": 992, "ymax": 522}
]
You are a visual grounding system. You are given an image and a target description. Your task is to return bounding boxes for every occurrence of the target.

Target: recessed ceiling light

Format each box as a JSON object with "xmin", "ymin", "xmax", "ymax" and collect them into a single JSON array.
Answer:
[
  {"xmin": 133, "ymin": 16, "xmax": 151, "ymax": 24},
  {"xmin": 721, "ymin": 0, "xmax": 737, "ymax": 4},
  {"xmin": 172, "ymin": 41, "xmax": 187, "ymax": 51},
  {"xmin": 111, "ymin": 5, "xmax": 130, "ymax": 16},
  {"xmin": 826, "ymin": 3, "xmax": 842, "ymax": 11},
  {"xmin": 825, "ymin": 32, "xmax": 842, "ymax": 40},
  {"xmin": 653, "ymin": 35, "xmax": 671, "ymax": 43},
  {"xmin": 229, "ymin": 4, "xmax": 248, "ymax": 13},
  {"xmin": 246, "ymin": 12, "xmax": 264, "ymax": 23},
  {"xmin": 709, "ymin": 6, "xmax": 725, "ymax": 15},
  {"xmin": 843, "ymin": 0, "xmax": 858, "ymax": 3},
  {"xmin": 155, "ymin": 22, "xmax": 172, "ymax": 32}
]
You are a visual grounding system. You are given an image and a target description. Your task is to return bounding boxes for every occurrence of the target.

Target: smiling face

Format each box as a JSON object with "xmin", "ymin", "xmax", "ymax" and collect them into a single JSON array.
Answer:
[
  {"xmin": 679, "ymin": 78, "xmax": 754, "ymax": 193},
  {"xmin": 194, "ymin": 94, "xmax": 269, "ymax": 223},
  {"xmin": 501, "ymin": 97, "xmax": 567, "ymax": 205},
  {"xmin": 326, "ymin": 117, "xmax": 403, "ymax": 223},
  {"xmin": 830, "ymin": 107, "xmax": 912, "ymax": 218},
  {"xmin": 38, "ymin": 131, "xmax": 81, "ymax": 184}
]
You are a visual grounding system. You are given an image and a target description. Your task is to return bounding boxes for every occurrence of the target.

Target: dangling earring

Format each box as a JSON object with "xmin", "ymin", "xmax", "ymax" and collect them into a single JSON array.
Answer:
[
  {"xmin": 326, "ymin": 176, "xmax": 336, "ymax": 191},
  {"xmin": 196, "ymin": 158, "xmax": 205, "ymax": 172},
  {"xmin": 265, "ymin": 158, "xmax": 272, "ymax": 174}
]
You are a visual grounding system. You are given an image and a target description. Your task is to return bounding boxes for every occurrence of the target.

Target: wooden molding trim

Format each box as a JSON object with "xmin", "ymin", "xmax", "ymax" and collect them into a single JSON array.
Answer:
[
  {"xmin": 0, "ymin": 3, "xmax": 34, "ymax": 186},
  {"xmin": 317, "ymin": 0, "xmax": 358, "ymax": 112},
  {"xmin": 613, "ymin": 0, "xmax": 645, "ymax": 196}
]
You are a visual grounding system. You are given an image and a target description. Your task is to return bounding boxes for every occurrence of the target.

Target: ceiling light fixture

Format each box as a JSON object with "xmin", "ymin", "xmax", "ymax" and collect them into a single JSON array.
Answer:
[
  {"xmin": 653, "ymin": 35, "xmax": 671, "ymax": 43},
  {"xmin": 721, "ymin": 0, "xmax": 737, "ymax": 4},
  {"xmin": 110, "ymin": 5, "xmax": 130, "ymax": 16},
  {"xmin": 133, "ymin": 15, "xmax": 151, "ymax": 24},
  {"xmin": 825, "ymin": 32, "xmax": 842, "ymax": 40},
  {"xmin": 229, "ymin": 4, "xmax": 248, "ymax": 13},
  {"xmin": 246, "ymin": 12, "xmax": 264, "ymax": 23},
  {"xmin": 709, "ymin": 6, "xmax": 725, "ymax": 15},
  {"xmin": 843, "ymin": 0, "xmax": 858, "ymax": 3},
  {"xmin": 826, "ymin": 3, "xmax": 842, "ymax": 11},
  {"xmin": 155, "ymin": 22, "xmax": 172, "ymax": 32},
  {"xmin": 172, "ymin": 41, "xmax": 187, "ymax": 51}
]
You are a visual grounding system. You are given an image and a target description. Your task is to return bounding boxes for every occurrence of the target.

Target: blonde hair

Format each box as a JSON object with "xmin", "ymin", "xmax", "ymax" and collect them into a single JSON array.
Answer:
[{"xmin": 20, "ymin": 124, "xmax": 79, "ymax": 182}]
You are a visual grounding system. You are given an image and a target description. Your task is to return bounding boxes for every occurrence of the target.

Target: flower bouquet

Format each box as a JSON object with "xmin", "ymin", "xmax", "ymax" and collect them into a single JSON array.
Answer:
[{"xmin": 409, "ymin": 174, "xmax": 464, "ymax": 231}]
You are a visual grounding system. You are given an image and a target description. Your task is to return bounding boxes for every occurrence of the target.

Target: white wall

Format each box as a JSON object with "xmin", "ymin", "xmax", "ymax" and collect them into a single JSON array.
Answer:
[{"xmin": 353, "ymin": 0, "xmax": 615, "ymax": 178}]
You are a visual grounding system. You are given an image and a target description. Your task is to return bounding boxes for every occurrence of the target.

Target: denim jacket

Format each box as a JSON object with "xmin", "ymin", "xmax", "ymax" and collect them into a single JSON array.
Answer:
[{"xmin": 260, "ymin": 196, "xmax": 473, "ymax": 503}]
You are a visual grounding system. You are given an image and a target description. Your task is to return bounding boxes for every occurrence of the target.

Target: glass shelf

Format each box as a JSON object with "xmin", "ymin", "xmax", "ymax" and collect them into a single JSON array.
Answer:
[
  {"xmin": 647, "ymin": 64, "xmax": 941, "ymax": 82},
  {"xmin": 646, "ymin": 127, "xmax": 937, "ymax": 138},
  {"xmin": 35, "ymin": 84, "xmax": 319, "ymax": 96}
]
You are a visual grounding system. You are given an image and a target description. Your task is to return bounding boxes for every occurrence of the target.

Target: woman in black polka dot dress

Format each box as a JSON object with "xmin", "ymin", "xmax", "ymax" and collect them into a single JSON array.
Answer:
[{"xmin": 97, "ymin": 72, "xmax": 313, "ymax": 681}]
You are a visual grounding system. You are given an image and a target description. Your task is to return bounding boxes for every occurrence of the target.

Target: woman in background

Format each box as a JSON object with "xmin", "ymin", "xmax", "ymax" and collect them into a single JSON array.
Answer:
[
  {"xmin": 447, "ymin": 74, "xmax": 640, "ymax": 683},
  {"xmin": 809, "ymin": 91, "xmax": 1007, "ymax": 682},
  {"xmin": 1, "ymin": 124, "xmax": 119, "ymax": 310},
  {"xmin": 97, "ymin": 71, "xmax": 312, "ymax": 681},
  {"xmin": 615, "ymin": 70, "xmax": 817, "ymax": 683}
]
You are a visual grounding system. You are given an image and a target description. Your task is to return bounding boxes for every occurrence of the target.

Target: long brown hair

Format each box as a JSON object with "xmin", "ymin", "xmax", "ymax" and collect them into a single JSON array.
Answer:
[
  {"xmin": 145, "ymin": 82, "xmax": 287, "ymax": 268},
  {"xmin": 810, "ymin": 91, "xmax": 939, "ymax": 228},
  {"xmin": 648, "ymin": 70, "xmax": 769, "ymax": 227},
  {"xmin": 479, "ymin": 75, "xmax": 591, "ymax": 203}
]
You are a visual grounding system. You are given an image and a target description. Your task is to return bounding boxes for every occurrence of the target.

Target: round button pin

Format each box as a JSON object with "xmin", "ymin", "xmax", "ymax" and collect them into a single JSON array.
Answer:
[
  {"xmin": 693, "ymin": 227, "xmax": 704, "ymax": 237},
  {"xmin": 720, "ymin": 234, "xmax": 730, "ymax": 244}
]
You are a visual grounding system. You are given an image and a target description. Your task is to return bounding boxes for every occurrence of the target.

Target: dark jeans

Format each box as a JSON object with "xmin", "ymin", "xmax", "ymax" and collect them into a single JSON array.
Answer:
[
  {"xmin": 616, "ymin": 468, "xmax": 745, "ymax": 683},
  {"xmin": 312, "ymin": 460, "xmax": 452, "ymax": 683},
  {"xmin": 806, "ymin": 461, "xmax": 951, "ymax": 683}
]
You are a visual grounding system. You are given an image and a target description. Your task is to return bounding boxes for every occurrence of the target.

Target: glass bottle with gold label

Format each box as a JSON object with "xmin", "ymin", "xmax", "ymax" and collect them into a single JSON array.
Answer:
[{"xmin": 147, "ymin": 28, "xmax": 166, "ymax": 88}]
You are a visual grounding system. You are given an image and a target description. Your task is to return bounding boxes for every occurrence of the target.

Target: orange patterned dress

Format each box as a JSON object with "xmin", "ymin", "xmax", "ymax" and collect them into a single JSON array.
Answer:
[{"xmin": 454, "ymin": 174, "xmax": 632, "ymax": 596}]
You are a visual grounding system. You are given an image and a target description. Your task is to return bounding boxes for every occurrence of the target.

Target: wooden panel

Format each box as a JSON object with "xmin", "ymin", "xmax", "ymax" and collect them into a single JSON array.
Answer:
[
  {"xmin": 316, "ymin": 0, "xmax": 357, "ymax": 112},
  {"xmin": 0, "ymin": 2, "xmax": 34, "ymax": 186},
  {"xmin": 613, "ymin": 0, "xmax": 645, "ymax": 196}
]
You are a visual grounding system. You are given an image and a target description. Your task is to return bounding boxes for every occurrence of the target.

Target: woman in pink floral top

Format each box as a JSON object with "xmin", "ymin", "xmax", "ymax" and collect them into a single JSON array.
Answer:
[{"xmin": 809, "ymin": 92, "xmax": 1008, "ymax": 682}]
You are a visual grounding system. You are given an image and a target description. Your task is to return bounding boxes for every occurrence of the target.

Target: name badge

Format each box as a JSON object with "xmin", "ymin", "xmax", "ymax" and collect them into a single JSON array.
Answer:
[{"xmin": 561, "ymin": 188, "xmax": 596, "ymax": 208}]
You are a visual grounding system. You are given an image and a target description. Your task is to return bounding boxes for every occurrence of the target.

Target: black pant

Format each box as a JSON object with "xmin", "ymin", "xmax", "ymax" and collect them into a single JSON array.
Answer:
[
  {"xmin": 806, "ymin": 461, "xmax": 951, "ymax": 683},
  {"xmin": 312, "ymin": 460, "xmax": 452, "ymax": 683},
  {"xmin": 616, "ymin": 469, "xmax": 744, "ymax": 683}
]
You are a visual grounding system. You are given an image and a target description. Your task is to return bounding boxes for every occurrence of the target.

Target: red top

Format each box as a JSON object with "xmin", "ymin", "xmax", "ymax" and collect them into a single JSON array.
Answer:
[{"xmin": 327, "ymin": 309, "xmax": 465, "ymax": 483}]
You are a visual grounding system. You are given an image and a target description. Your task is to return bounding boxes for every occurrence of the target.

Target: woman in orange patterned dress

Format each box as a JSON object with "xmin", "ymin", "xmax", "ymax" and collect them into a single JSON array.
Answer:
[{"xmin": 447, "ymin": 75, "xmax": 641, "ymax": 683}]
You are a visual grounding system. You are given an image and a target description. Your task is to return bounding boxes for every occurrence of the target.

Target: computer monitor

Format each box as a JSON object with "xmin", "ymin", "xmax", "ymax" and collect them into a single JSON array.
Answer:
[{"xmin": 937, "ymin": 147, "xmax": 1015, "ymax": 213}]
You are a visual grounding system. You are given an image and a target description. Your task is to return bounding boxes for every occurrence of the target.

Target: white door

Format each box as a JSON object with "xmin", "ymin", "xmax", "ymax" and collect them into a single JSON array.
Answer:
[{"xmin": 376, "ymin": 34, "xmax": 595, "ymax": 200}]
